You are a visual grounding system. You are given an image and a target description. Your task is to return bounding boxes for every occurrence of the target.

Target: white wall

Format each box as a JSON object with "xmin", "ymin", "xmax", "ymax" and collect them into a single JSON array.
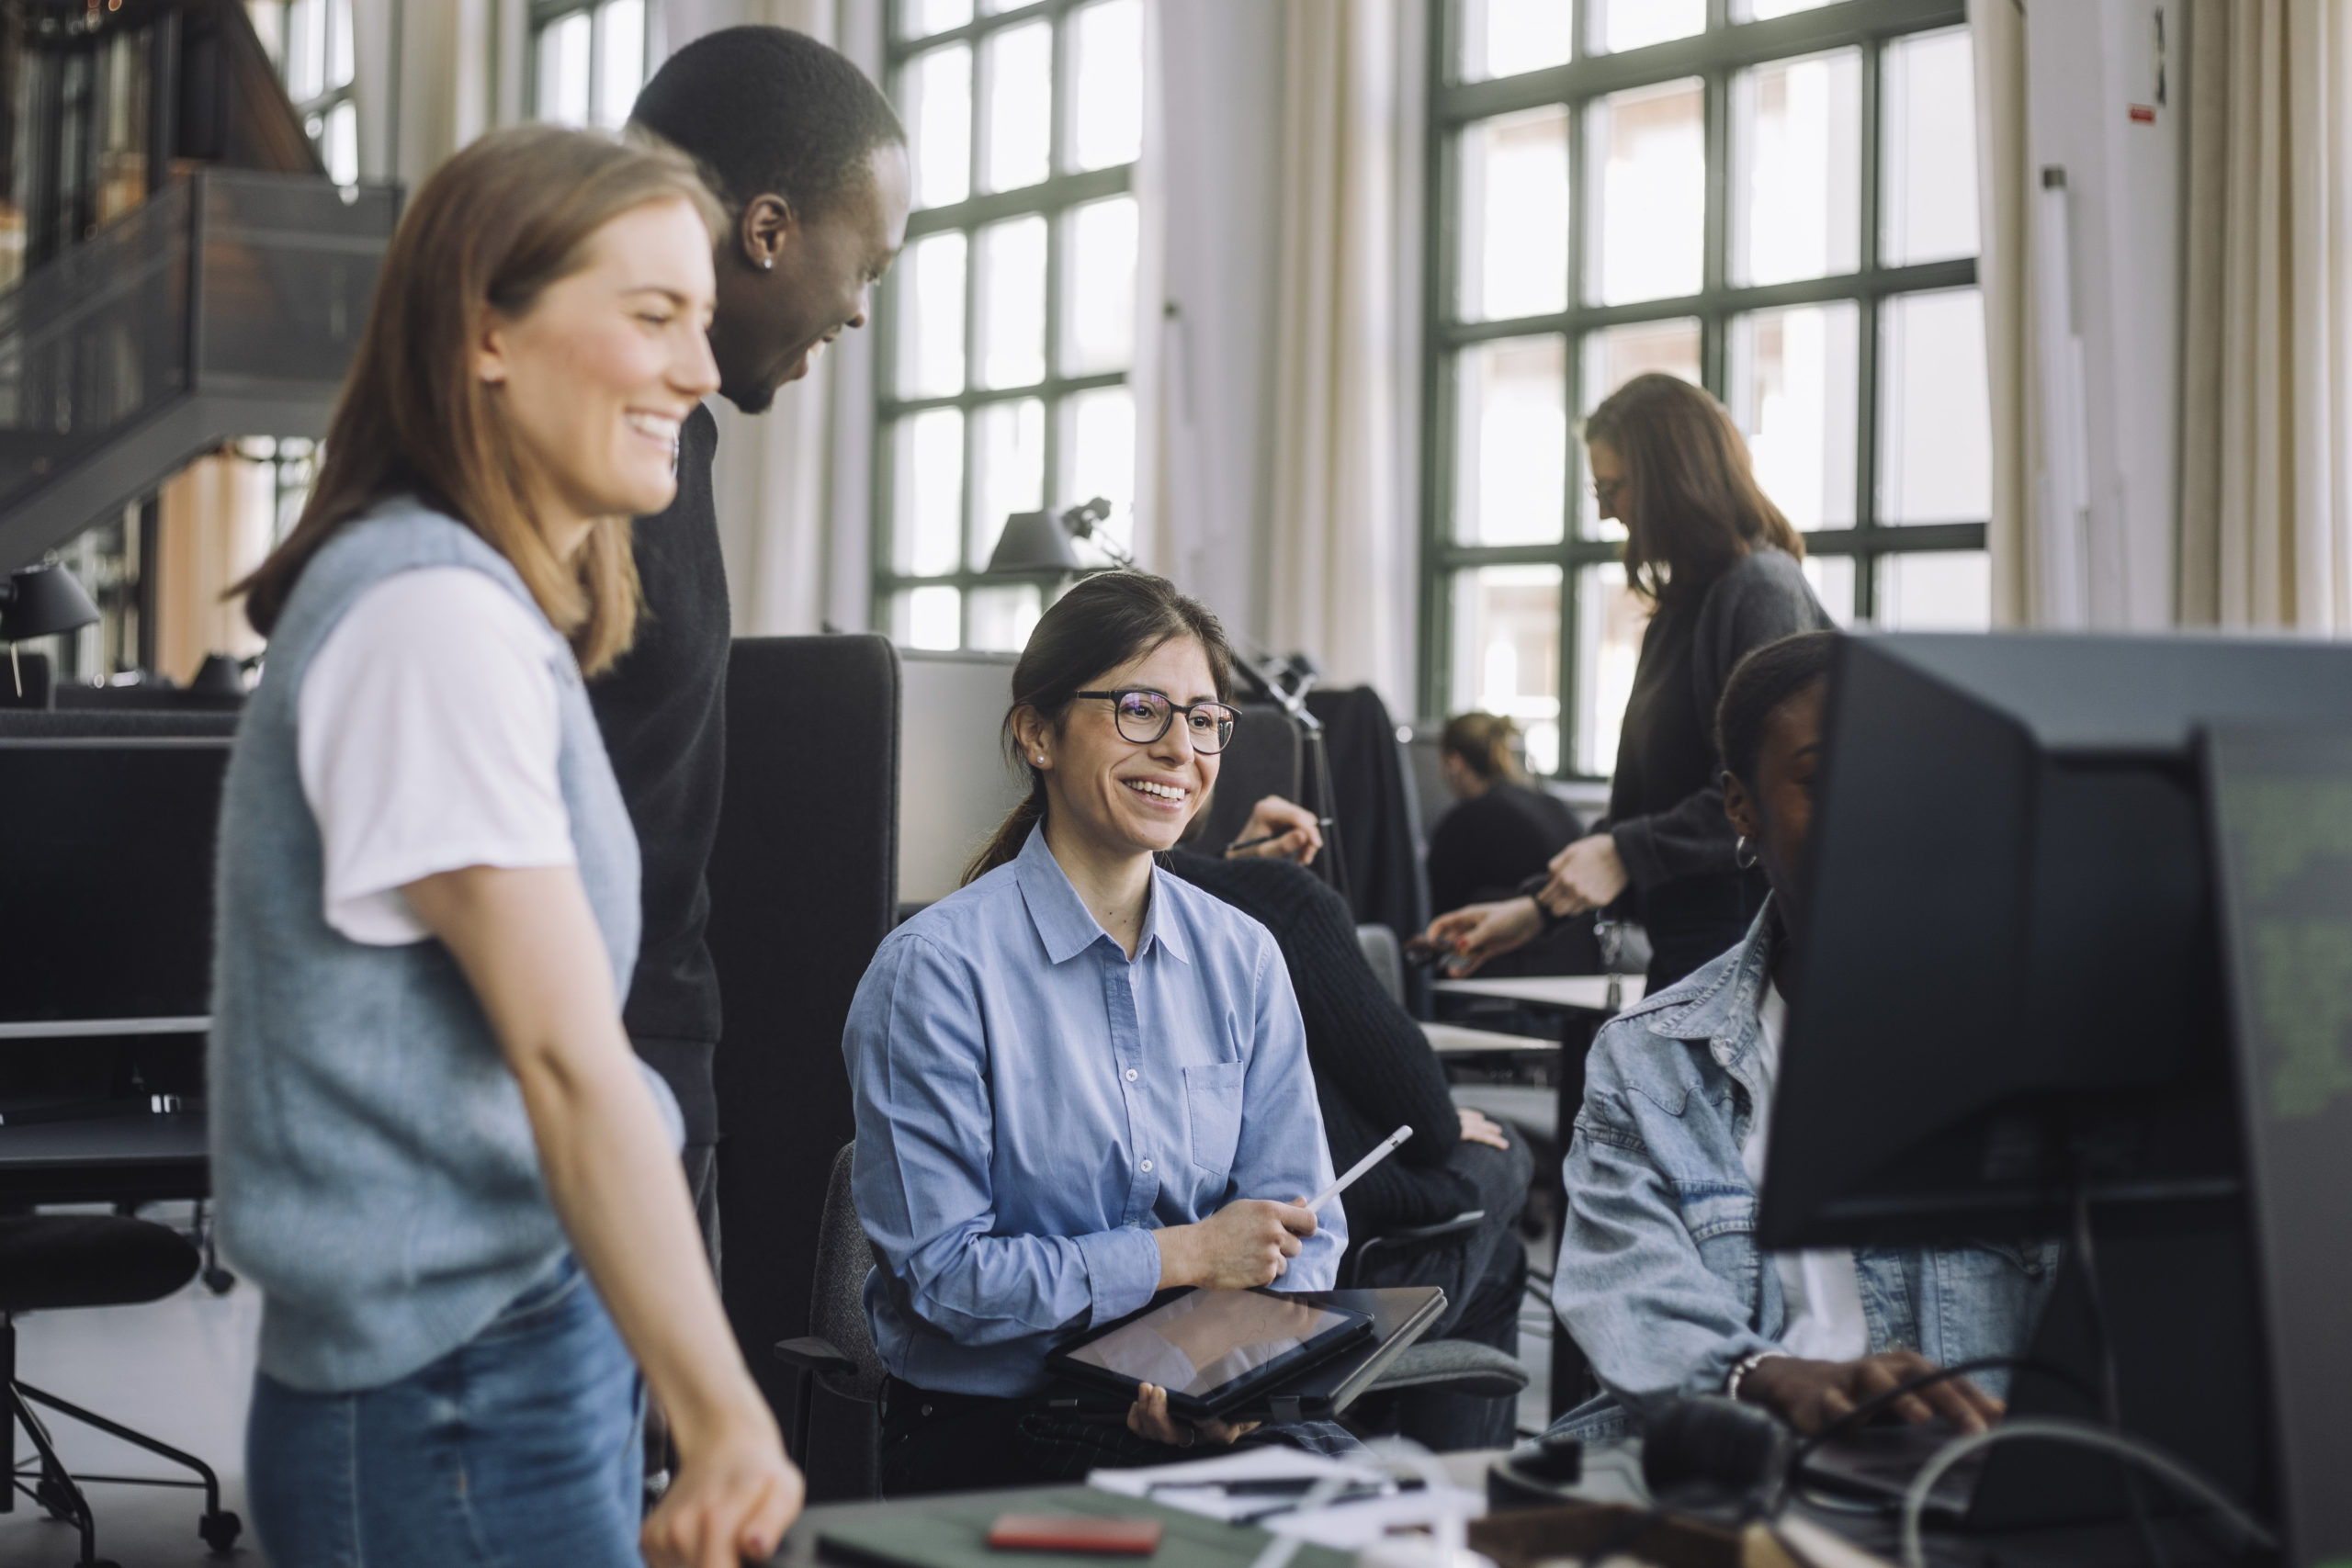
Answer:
[
  {"xmin": 1150, "ymin": 0, "xmax": 1287, "ymax": 648},
  {"xmin": 2023, "ymin": 0, "xmax": 2184, "ymax": 629}
]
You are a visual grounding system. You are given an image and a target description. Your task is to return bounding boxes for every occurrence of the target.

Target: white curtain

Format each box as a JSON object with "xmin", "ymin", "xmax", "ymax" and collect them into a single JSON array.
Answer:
[
  {"xmin": 2177, "ymin": 0, "xmax": 2352, "ymax": 630},
  {"xmin": 1263, "ymin": 0, "xmax": 1418, "ymax": 711},
  {"xmin": 1970, "ymin": 0, "xmax": 2037, "ymax": 627}
]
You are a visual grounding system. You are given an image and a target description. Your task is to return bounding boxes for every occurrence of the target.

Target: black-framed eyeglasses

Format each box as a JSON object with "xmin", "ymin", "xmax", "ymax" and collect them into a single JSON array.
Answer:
[{"xmin": 1074, "ymin": 690, "xmax": 1241, "ymax": 754}]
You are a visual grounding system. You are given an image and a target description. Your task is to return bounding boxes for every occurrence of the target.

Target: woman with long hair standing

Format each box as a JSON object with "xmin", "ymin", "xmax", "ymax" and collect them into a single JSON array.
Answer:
[
  {"xmin": 211, "ymin": 127, "xmax": 798, "ymax": 1567},
  {"xmin": 1427, "ymin": 373, "xmax": 1834, "ymax": 991}
]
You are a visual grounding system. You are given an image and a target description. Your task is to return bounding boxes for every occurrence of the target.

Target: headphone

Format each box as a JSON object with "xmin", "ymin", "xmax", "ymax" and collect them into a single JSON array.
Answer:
[{"xmin": 1640, "ymin": 1396, "xmax": 1792, "ymax": 1506}]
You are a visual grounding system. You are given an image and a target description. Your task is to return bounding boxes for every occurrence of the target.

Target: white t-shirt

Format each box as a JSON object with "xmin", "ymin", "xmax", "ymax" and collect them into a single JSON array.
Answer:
[
  {"xmin": 298, "ymin": 568, "xmax": 577, "ymax": 946},
  {"xmin": 1747, "ymin": 983, "xmax": 1869, "ymax": 1363}
]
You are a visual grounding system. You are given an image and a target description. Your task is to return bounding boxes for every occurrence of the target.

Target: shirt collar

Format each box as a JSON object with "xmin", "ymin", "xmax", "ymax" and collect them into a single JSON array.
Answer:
[{"xmin": 1012, "ymin": 823, "xmax": 1191, "ymax": 965}]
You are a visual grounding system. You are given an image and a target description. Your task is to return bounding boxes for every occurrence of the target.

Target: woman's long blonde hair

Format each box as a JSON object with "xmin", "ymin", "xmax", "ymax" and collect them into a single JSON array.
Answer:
[{"xmin": 238, "ymin": 126, "xmax": 723, "ymax": 675}]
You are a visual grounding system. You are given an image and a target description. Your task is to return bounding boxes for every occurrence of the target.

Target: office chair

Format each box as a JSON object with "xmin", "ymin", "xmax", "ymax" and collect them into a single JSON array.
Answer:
[{"xmin": 2, "ymin": 1213, "xmax": 240, "ymax": 1566}]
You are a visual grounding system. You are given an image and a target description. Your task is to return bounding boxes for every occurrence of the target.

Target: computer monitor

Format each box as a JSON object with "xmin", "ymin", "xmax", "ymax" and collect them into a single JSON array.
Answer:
[
  {"xmin": 0, "ymin": 734, "xmax": 231, "ymax": 1033},
  {"xmin": 1757, "ymin": 633, "xmax": 2352, "ymax": 1564}
]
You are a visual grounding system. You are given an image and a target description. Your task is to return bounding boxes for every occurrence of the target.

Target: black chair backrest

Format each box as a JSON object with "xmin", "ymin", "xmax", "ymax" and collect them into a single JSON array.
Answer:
[
  {"xmin": 1197, "ymin": 700, "xmax": 1301, "ymax": 852},
  {"xmin": 809, "ymin": 1142, "xmax": 888, "ymax": 1403},
  {"xmin": 707, "ymin": 635, "xmax": 899, "ymax": 1438}
]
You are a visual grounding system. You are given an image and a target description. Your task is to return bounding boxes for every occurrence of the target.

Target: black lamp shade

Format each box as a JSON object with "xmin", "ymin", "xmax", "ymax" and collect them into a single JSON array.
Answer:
[
  {"xmin": 1, "ymin": 562, "xmax": 100, "ymax": 641},
  {"xmin": 986, "ymin": 510, "xmax": 1085, "ymax": 575}
]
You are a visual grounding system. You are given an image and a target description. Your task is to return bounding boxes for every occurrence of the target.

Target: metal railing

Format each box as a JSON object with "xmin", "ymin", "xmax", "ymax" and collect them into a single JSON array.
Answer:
[{"xmin": 0, "ymin": 169, "xmax": 397, "ymax": 563}]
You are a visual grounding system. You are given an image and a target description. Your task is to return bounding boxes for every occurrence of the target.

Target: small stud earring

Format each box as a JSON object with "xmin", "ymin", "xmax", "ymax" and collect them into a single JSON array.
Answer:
[{"xmin": 762, "ymin": 257, "xmax": 774, "ymax": 271}]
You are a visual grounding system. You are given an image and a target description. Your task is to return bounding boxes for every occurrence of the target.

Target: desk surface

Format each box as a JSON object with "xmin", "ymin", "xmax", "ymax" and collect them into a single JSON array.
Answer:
[
  {"xmin": 1431, "ymin": 975, "xmax": 1644, "ymax": 1013},
  {"xmin": 1419, "ymin": 1021, "xmax": 1557, "ymax": 1055},
  {"xmin": 0, "ymin": 1111, "xmax": 208, "ymax": 1201}
]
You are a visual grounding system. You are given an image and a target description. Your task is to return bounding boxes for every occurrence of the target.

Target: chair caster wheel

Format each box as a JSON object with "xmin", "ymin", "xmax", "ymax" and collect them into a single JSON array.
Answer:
[{"xmin": 199, "ymin": 1509, "xmax": 242, "ymax": 1552}]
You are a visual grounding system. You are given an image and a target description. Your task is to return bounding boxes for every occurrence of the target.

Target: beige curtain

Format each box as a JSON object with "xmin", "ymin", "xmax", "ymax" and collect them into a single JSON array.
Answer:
[
  {"xmin": 2178, "ymin": 0, "xmax": 2352, "ymax": 629},
  {"xmin": 1266, "ymin": 0, "xmax": 1415, "ymax": 709},
  {"xmin": 1970, "ymin": 0, "xmax": 2038, "ymax": 627}
]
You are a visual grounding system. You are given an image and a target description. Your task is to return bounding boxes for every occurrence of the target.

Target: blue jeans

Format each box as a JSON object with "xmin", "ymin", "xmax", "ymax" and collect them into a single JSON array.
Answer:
[{"xmin": 247, "ymin": 1257, "xmax": 645, "ymax": 1568}]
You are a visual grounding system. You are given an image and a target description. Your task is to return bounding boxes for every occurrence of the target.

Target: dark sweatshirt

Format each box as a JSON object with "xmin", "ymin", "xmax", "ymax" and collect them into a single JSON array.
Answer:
[
  {"xmin": 588, "ymin": 402, "xmax": 729, "ymax": 1145},
  {"xmin": 1167, "ymin": 852, "xmax": 1474, "ymax": 1233},
  {"xmin": 1605, "ymin": 545, "xmax": 1833, "ymax": 894},
  {"xmin": 1425, "ymin": 781, "xmax": 1582, "ymax": 916}
]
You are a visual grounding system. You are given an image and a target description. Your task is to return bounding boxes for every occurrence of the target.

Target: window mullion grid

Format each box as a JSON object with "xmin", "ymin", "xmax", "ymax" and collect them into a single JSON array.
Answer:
[
  {"xmin": 1555, "ymin": 71, "xmax": 1591, "ymax": 780},
  {"xmin": 1042, "ymin": 7, "xmax": 1070, "ymax": 552},
  {"xmin": 1417, "ymin": 0, "xmax": 1456, "ymax": 725},
  {"xmin": 1851, "ymin": 31, "xmax": 1885, "ymax": 622}
]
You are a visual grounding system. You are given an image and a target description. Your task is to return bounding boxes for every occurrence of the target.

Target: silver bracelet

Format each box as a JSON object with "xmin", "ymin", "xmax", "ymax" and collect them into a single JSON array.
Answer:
[{"xmin": 1724, "ymin": 1349, "xmax": 1788, "ymax": 1402}]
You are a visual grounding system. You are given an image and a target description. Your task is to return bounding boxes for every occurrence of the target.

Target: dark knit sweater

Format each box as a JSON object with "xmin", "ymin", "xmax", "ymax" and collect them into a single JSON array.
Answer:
[
  {"xmin": 588, "ymin": 402, "xmax": 729, "ymax": 1143},
  {"xmin": 1166, "ymin": 852, "xmax": 1473, "ymax": 1232}
]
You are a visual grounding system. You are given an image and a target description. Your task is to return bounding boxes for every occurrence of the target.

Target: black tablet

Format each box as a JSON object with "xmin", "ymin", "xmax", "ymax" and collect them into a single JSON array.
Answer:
[{"xmin": 1046, "ymin": 1288, "xmax": 1374, "ymax": 1421}]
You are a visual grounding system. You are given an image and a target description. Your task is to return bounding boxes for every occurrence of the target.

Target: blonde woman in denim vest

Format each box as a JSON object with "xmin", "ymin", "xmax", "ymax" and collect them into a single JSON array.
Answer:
[{"xmin": 213, "ymin": 128, "xmax": 797, "ymax": 1567}]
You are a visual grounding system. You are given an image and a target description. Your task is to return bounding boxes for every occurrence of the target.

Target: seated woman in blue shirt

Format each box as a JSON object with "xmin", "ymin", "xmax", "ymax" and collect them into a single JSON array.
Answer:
[
  {"xmin": 845, "ymin": 570, "xmax": 1346, "ymax": 1497},
  {"xmin": 1551, "ymin": 631, "xmax": 2055, "ymax": 1442}
]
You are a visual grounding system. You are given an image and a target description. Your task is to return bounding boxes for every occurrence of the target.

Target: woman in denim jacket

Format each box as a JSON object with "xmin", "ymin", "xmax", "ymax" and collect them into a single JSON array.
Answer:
[{"xmin": 1550, "ymin": 632, "xmax": 2057, "ymax": 1441}]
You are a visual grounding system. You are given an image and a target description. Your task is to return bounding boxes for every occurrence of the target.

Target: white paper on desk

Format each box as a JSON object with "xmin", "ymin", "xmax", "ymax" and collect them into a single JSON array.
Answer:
[
  {"xmin": 1087, "ymin": 1448, "xmax": 1386, "ymax": 1522},
  {"xmin": 1261, "ymin": 1486, "xmax": 1487, "ymax": 1551}
]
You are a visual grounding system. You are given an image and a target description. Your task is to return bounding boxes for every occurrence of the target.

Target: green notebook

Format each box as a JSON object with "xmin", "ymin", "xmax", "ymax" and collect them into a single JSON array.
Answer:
[{"xmin": 817, "ymin": 1485, "xmax": 1356, "ymax": 1568}]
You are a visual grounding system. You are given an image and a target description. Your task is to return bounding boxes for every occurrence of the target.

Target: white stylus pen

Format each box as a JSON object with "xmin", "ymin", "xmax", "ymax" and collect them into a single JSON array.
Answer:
[{"xmin": 1302, "ymin": 1124, "xmax": 1413, "ymax": 1213}]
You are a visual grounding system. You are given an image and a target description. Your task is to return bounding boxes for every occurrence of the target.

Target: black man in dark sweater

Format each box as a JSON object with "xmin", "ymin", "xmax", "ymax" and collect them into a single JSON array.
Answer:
[
  {"xmin": 597, "ymin": 32, "xmax": 909, "ymax": 1269},
  {"xmin": 1170, "ymin": 803, "xmax": 1532, "ymax": 1451}
]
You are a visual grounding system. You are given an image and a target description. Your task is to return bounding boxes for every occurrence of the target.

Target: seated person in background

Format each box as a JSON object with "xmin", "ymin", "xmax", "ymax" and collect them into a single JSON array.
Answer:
[
  {"xmin": 1177, "ymin": 795, "xmax": 1532, "ymax": 1451},
  {"xmin": 846, "ymin": 572, "xmax": 1344, "ymax": 1498},
  {"xmin": 1427, "ymin": 714, "xmax": 1580, "ymax": 914},
  {"xmin": 1550, "ymin": 632, "xmax": 2055, "ymax": 1442},
  {"xmin": 1424, "ymin": 716, "xmax": 1600, "ymax": 976}
]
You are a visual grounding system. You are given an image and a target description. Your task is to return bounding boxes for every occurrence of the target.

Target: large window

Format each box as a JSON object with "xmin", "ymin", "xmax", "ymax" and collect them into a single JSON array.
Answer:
[
  {"xmin": 875, "ymin": 0, "xmax": 1144, "ymax": 651},
  {"xmin": 532, "ymin": 0, "xmax": 647, "ymax": 130},
  {"xmin": 1424, "ymin": 0, "xmax": 1987, "ymax": 778},
  {"xmin": 248, "ymin": 0, "xmax": 358, "ymax": 182}
]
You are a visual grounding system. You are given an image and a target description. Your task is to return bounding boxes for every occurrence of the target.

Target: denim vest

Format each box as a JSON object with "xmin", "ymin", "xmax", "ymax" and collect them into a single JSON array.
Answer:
[
  {"xmin": 1548, "ymin": 904, "xmax": 2057, "ymax": 1440},
  {"xmin": 209, "ymin": 501, "xmax": 663, "ymax": 1393}
]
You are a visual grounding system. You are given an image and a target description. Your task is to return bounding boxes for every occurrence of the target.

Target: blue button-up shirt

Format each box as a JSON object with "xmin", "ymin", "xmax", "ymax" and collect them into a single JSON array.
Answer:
[{"xmin": 846, "ymin": 826, "xmax": 1345, "ymax": 1397}]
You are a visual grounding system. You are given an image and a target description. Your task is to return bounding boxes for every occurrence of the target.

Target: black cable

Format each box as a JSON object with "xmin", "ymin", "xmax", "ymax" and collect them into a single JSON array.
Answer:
[{"xmin": 2073, "ymin": 1179, "xmax": 2172, "ymax": 1568}]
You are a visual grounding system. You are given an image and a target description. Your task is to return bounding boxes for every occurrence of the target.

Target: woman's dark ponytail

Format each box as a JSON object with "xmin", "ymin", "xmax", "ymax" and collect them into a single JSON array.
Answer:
[{"xmin": 961, "ymin": 570, "xmax": 1234, "ymax": 886}]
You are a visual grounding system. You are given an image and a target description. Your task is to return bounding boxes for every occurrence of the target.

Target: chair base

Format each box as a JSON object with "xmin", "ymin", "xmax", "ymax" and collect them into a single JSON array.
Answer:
[{"xmin": 3, "ymin": 1318, "xmax": 241, "ymax": 1566}]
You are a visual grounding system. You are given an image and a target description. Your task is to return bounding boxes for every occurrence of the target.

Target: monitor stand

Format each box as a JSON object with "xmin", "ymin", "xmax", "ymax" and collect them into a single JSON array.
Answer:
[{"xmin": 1967, "ymin": 1188, "xmax": 2272, "ymax": 1537}]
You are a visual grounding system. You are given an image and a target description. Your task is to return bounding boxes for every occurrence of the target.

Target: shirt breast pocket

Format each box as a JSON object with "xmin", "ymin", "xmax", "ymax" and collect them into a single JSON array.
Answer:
[{"xmin": 1183, "ymin": 1061, "xmax": 1247, "ymax": 1179}]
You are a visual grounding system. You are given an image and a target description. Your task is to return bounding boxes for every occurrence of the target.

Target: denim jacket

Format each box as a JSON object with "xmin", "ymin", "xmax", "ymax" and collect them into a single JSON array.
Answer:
[{"xmin": 1548, "ymin": 904, "xmax": 2057, "ymax": 1440}]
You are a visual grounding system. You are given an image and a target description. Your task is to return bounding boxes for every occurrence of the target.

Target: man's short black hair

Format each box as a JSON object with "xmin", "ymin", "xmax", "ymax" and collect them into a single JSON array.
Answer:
[
  {"xmin": 1714, "ymin": 630, "xmax": 1838, "ymax": 789},
  {"xmin": 630, "ymin": 27, "xmax": 905, "ymax": 222}
]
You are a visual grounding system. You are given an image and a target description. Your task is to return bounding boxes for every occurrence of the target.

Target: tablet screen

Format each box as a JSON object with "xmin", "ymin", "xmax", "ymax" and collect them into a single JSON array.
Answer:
[{"xmin": 1062, "ymin": 1291, "xmax": 1362, "ymax": 1400}]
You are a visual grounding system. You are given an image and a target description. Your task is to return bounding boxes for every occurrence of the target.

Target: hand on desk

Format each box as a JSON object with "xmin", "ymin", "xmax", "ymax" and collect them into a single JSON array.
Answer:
[
  {"xmin": 1735, "ymin": 1350, "xmax": 2004, "ymax": 1437},
  {"xmin": 1127, "ymin": 1382, "xmax": 1261, "ymax": 1449},
  {"xmin": 1421, "ymin": 897, "xmax": 1543, "ymax": 976},
  {"xmin": 1153, "ymin": 1198, "xmax": 1317, "ymax": 1290}
]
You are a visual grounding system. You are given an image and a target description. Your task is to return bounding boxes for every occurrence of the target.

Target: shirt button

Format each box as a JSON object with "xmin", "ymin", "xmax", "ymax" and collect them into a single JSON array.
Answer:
[
  {"xmin": 1125, "ymin": 1069, "xmax": 1139, "ymax": 1082},
  {"xmin": 1140, "ymin": 1159, "xmax": 1154, "ymax": 1173}
]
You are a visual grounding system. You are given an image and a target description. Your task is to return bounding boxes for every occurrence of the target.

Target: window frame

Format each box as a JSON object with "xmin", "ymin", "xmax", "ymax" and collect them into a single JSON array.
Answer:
[
  {"xmin": 1419, "ymin": 0, "xmax": 1984, "ymax": 779},
  {"xmin": 871, "ymin": 0, "xmax": 1139, "ymax": 649},
  {"xmin": 526, "ymin": 0, "xmax": 646, "ymax": 129},
  {"xmin": 254, "ymin": 0, "xmax": 360, "ymax": 181}
]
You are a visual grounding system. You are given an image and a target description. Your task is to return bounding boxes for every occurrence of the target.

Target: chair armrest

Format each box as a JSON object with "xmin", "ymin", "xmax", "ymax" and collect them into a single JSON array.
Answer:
[
  {"xmin": 1374, "ymin": 1210, "xmax": 1487, "ymax": 1247},
  {"xmin": 774, "ymin": 1337, "xmax": 858, "ymax": 1380}
]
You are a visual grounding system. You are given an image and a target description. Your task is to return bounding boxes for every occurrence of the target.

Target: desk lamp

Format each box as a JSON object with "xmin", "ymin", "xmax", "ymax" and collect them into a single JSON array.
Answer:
[
  {"xmin": 984, "ymin": 496, "xmax": 1125, "ymax": 575},
  {"xmin": 0, "ymin": 561, "xmax": 100, "ymax": 697}
]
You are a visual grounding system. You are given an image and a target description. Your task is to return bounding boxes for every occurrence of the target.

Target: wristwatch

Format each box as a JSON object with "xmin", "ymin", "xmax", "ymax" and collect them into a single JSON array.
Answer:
[
  {"xmin": 1724, "ymin": 1349, "xmax": 1788, "ymax": 1402},
  {"xmin": 1514, "ymin": 873, "xmax": 1576, "ymax": 932}
]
